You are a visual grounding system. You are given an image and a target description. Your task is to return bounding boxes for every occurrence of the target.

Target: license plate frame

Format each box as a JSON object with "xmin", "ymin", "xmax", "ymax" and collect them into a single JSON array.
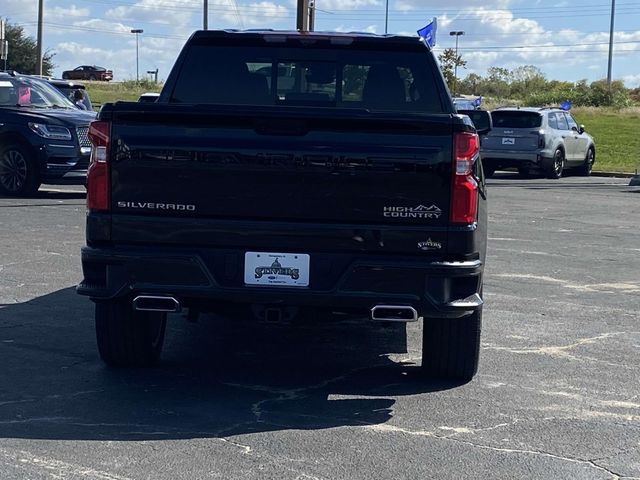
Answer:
[
  {"xmin": 244, "ymin": 252, "xmax": 310, "ymax": 287},
  {"xmin": 502, "ymin": 137, "xmax": 516, "ymax": 145}
]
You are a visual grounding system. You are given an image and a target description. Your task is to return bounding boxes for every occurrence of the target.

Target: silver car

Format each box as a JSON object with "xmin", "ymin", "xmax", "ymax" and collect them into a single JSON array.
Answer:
[{"xmin": 480, "ymin": 107, "xmax": 595, "ymax": 179}]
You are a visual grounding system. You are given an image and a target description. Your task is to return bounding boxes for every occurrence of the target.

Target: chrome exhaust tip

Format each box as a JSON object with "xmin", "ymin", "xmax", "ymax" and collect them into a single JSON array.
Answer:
[
  {"xmin": 133, "ymin": 295, "xmax": 181, "ymax": 313},
  {"xmin": 371, "ymin": 305, "xmax": 418, "ymax": 322}
]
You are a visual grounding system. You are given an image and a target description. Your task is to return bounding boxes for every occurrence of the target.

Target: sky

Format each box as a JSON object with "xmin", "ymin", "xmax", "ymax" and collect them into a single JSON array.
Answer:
[{"xmin": 2, "ymin": 0, "xmax": 640, "ymax": 87}]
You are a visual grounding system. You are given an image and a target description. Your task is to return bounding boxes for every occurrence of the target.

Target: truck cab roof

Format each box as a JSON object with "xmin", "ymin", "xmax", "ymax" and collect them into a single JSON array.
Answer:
[{"xmin": 188, "ymin": 29, "xmax": 430, "ymax": 50}]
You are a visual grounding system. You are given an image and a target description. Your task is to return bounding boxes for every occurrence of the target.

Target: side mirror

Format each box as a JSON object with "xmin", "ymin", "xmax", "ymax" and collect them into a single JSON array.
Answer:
[
  {"xmin": 458, "ymin": 109, "xmax": 492, "ymax": 135},
  {"xmin": 579, "ymin": 124, "xmax": 585, "ymax": 134}
]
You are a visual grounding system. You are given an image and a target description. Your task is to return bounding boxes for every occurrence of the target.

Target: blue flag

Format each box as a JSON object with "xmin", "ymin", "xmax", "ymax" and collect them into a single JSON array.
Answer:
[
  {"xmin": 560, "ymin": 100, "xmax": 572, "ymax": 111},
  {"xmin": 417, "ymin": 18, "xmax": 437, "ymax": 48}
]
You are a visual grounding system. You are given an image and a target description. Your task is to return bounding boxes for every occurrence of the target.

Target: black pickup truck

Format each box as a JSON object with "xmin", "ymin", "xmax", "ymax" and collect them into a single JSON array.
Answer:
[{"xmin": 77, "ymin": 30, "xmax": 489, "ymax": 381}]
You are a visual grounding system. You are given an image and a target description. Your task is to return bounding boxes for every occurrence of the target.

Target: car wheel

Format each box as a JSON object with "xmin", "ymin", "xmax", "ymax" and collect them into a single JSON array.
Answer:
[
  {"xmin": 0, "ymin": 143, "xmax": 41, "ymax": 196},
  {"xmin": 89, "ymin": 75, "xmax": 97, "ymax": 81},
  {"xmin": 62, "ymin": 73, "xmax": 69, "ymax": 80},
  {"xmin": 576, "ymin": 148, "xmax": 594, "ymax": 176},
  {"xmin": 421, "ymin": 309, "xmax": 482, "ymax": 381},
  {"xmin": 546, "ymin": 149, "xmax": 564, "ymax": 179},
  {"xmin": 95, "ymin": 299, "xmax": 167, "ymax": 367}
]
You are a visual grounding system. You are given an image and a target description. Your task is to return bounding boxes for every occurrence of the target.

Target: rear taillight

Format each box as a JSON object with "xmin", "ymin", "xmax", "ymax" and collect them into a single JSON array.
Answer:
[
  {"xmin": 86, "ymin": 120, "xmax": 110, "ymax": 211},
  {"xmin": 538, "ymin": 134, "xmax": 546, "ymax": 148},
  {"xmin": 451, "ymin": 131, "xmax": 480, "ymax": 225}
]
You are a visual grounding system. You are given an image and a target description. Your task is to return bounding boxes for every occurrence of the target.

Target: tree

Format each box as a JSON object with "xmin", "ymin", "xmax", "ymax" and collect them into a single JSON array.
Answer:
[
  {"xmin": 459, "ymin": 73, "xmax": 482, "ymax": 95},
  {"xmin": 1, "ymin": 19, "xmax": 55, "ymax": 75},
  {"xmin": 509, "ymin": 65, "xmax": 546, "ymax": 97},
  {"xmin": 438, "ymin": 48, "xmax": 466, "ymax": 91},
  {"xmin": 483, "ymin": 67, "xmax": 511, "ymax": 99}
]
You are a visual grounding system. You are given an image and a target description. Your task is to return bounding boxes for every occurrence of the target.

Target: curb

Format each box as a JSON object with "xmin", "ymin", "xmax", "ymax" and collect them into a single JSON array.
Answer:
[{"xmin": 591, "ymin": 171, "xmax": 636, "ymax": 178}]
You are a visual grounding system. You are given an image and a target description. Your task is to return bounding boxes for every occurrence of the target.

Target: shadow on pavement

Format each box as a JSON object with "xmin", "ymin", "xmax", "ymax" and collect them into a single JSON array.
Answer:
[{"xmin": 0, "ymin": 288, "xmax": 455, "ymax": 442}]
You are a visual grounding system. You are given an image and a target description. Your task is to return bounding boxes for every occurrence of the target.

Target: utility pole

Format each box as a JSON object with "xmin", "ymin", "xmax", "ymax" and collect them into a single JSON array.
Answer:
[
  {"xmin": 384, "ymin": 0, "xmax": 389, "ymax": 34},
  {"xmin": 296, "ymin": 0, "xmax": 309, "ymax": 31},
  {"xmin": 308, "ymin": 0, "xmax": 315, "ymax": 31},
  {"xmin": 35, "ymin": 0, "xmax": 44, "ymax": 75},
  {"xmin": 1, "ymin": 20, "xmax": 8, "ymax": 72},
  {"xmin": 606, "ymin": 0, "xmax": 616, "ymax": 94},
  {"xmin": 203, "ymin": 0, "xmax": 208, "ymax": 30}
]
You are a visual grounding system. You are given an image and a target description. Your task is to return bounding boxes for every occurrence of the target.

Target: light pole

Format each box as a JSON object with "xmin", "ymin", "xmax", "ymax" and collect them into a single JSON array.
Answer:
[
  {"xmin": 449, "ymin": 30, "xmax": 464, "ymax": 96},
  {"xmin": 35, "ymin": 0, "xmax": 44, "ymax": 75},
  {"xmin": 131, "ymin": 29, "xmax": 143, "ymax": 82},
  {"xmin": 203, "ymin": 0, "xmax": 208, "ymax": 30}
]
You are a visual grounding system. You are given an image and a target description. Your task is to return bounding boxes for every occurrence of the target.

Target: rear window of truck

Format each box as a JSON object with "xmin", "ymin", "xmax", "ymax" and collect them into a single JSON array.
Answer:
[
  {"xmin": 492, "ymin": 111, "xmax": 542, "ymax": 128},
  {"xmin": 168, "ymin": 45, "xmax": 445, "ymax": 113}
]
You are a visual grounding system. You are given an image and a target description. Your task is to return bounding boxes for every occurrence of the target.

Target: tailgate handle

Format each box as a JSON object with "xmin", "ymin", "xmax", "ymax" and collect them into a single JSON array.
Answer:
[{"xmin": 253, "ymin": 119, "xmax": 309, "ymax": 136}]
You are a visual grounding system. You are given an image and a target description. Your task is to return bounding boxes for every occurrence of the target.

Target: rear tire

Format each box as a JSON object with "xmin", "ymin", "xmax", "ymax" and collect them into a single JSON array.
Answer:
[
  {"xmin": 0, "ymin": 143, "xmax": 41, "ymax": 196},
  {"xmin": 421, "ymin": 310, "xmax": 482, "ymax": 381},
  {"xmin": 546, "ymin": 149, "xmax": 564, "ymax": 179},
  {"xmin": 576, "ymin": 148, "xmax": 594, "ymax": 176},
  {"xmin": 95, "ymin": 299, "xmax": 167, "ymax": 367}
]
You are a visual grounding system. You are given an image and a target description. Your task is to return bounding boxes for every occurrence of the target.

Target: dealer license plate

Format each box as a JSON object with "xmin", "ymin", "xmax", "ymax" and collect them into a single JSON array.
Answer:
[{"xmin": 244, "ymin": 252, "xmax": 310, "ymax": 287}]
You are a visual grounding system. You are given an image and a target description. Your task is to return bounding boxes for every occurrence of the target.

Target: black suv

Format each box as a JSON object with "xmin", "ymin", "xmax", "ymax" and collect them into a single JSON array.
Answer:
[{"xmin": 0, "ymin": 72, "xmax": 95, "ymax": 195}]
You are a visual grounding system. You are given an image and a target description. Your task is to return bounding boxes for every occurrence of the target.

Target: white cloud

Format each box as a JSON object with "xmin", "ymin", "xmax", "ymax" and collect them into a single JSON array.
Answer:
[
  {"xmin": 72, "ymin": 19, "xmax": 135, "ymax": 34},
  {"xmin": 219, "ymin": 1, "xmax": 290, "ymax": 27},
  {"xmin": 288, "ymin": 0, "xmax": 381, "ymax": 10},
  {"xmin": 622, "ymin": 74, "xmax": 640, "ymax": 88},
  {"xmin": 335, "ymin": 24, "xmax": 377, "ymax": 34},
  {"xmin": 105, "ymin": 0, "xmax": 196, "ymax": 31}
]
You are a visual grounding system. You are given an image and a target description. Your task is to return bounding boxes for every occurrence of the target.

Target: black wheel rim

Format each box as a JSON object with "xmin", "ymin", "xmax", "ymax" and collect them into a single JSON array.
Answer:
[
  {"xmin": 554, "ymin": 151, "xmax": 563, "ymax": 176},
  {"xmin": 0, "ymin": 150, "xmax": 28, "ymax": 193}
]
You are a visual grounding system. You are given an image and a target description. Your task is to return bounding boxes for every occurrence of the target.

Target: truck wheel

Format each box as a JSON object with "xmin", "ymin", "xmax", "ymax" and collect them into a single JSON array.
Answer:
[
  {"xmin": 576, "ymin": 148, "xmax": 594, "ymax": 176},
  {"xmin": 421, "ymin": 310, "xmax": 481, "ymax": 381},
  {"xmin": 546, "ymin": 149, "xmax": 564, "ymax": 179},
  {"xmin": 95, "ymin": 299, "xmax": 167, "ymax": 367}
]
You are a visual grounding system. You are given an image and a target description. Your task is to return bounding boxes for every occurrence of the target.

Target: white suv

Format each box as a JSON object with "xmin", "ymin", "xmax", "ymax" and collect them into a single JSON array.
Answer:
[{"xmin": 480, "ymin": 107, "xmax": 595, "ymax": 179}]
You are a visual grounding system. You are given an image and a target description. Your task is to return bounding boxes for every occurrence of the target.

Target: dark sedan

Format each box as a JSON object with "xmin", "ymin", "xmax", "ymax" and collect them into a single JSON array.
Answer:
[
  {"xmin": 62, "ymin": 65, "xmax": 113, "ymax": 81},
  {"xmin": 0, "ymin": 72, "xmax": 96, "ymax": 196}
]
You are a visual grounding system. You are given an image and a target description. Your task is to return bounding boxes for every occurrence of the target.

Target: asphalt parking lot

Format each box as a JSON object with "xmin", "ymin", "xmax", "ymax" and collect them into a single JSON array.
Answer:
[{"xmin": 0, "ymin": 174, "xmax": 639, "ymax": 480}]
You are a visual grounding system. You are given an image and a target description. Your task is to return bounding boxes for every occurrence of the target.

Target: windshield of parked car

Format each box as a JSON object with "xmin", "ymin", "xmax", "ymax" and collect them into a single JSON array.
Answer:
[
  {"xmin": 491, "ymin": 111, "xmax": 542, "ymax": 128},
  {"xmin": 169, "ymin": 45, "xmax": 445, "ymax": 113},
  {"xmin": 56, "ymin": 85, "xmax": 92, "ymax": 110},
  {"xmin": 0, "ymin": 77, "xmax": 77, "ymax": 109}
]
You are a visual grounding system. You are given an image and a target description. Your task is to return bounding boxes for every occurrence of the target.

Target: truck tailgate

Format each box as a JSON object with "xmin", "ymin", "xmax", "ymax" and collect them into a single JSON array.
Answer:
[{"xmin": 109, "ymin": 105, "xmax": 452, "ymax": 227}]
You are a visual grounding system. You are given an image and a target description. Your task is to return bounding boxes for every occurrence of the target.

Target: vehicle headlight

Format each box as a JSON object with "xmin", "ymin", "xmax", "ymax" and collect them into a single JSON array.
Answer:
[{"xmin": 28, "ymin": 122, "xmax": 73, "ymax": 141}]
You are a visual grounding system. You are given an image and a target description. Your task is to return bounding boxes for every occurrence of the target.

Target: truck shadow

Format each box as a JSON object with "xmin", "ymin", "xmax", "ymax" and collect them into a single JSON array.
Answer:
[{"xmin": 0, "ymin": 287, "xmax": 458, "ymax": 442}]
